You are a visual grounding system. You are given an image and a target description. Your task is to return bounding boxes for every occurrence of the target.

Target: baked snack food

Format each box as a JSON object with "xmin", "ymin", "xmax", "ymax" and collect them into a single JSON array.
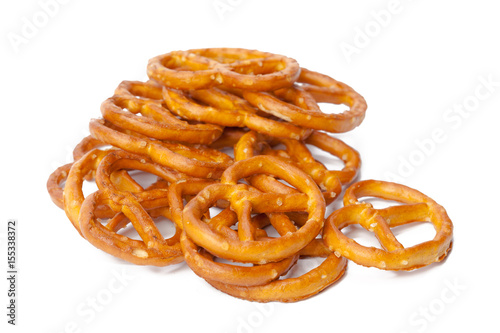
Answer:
[{"xmin": 47, "ymin": 47, "xmax": 452, "ymax": 302}]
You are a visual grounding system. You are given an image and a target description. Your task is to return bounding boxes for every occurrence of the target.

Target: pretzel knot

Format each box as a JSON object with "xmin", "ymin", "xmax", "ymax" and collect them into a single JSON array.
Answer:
[
  {"xmin": 183, "ymin": 155, "xmax": 326, "ymax": 263},
  {"xmin": 323, "ymin": 180, "xmax": 453, "ymax": 271},
  {"xmin": 147, "ymin": 48, "xmax": 300, "ymax": 91}
]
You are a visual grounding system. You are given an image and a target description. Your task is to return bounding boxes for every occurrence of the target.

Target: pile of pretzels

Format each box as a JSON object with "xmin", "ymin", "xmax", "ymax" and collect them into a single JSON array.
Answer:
[{"xmin": 47, "ymin": 48, "xmax": 453, "ymax": 302}]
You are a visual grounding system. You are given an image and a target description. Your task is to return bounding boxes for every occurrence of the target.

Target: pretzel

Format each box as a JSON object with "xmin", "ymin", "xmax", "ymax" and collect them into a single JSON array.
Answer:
[
  {"xmin": 63, "ymin": 149, "xmax": 144, "ymax": 235},
  {"xmin": 73, "ymin": 135, "xmax": 109, "ymax": 161},
  {"xmin": 47, "ymin": 162, "xmax": 73, "ymax": 209},
  {"xmin": 167, "ymin": 179, "xmax": 297, "ymax": 286},
  {"xmin": 47, "ymin": 47, "xmax": 455, "ymax": 303},
  {"xmin": 89, "ymin": 118, "xmax": 233, "ymax": 178},
  {"xmin": 47, "ymin": 134, "xmax": 138, "ymax": 218},
  {"xmin": 162, "ymin": 87, "xmax": 312, "ymax": 140},
  {"xmin": 243, "ymin": 68, "xmax": 367, "ymax": 133},
  {"xmin": 114, "ymin": 79, "xmax": 164, "ymax": 105},
  {"xmin": 323, "ymin": 180, "xmax": 454, "ymax": 271},
  {"xmin": 233, "ymin": 130, "xmax": 360, "ymax": 204},
  {"xmin": 79, "ymin": 150, "xmax": 188, "ymax": 266},
  {"xmin": 182, "ymin": 155, "xmax": 326, "ymax": 264},
  {"xmin": 205, "ymin": 248, "xmax": 346, "ymax": 303},
  {"xmin": 147, "ymin": 48, "xmax": 300, "ymax": 91},
  {"xmin": 209, "ymin": 127, "xmax": 249, "ymax": 150},
  {"xmin": 102, "ymin": 80, "xmax": 223, "ymax": 144}
]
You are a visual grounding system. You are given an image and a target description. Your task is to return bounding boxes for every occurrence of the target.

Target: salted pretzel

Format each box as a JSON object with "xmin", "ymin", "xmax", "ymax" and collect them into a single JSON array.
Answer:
[
  {"xmin": 47, "ymin": 47, "xmax": 456, "ymax": 303},
  {"xmin": 102, "ymin": 80, "xmax": 223, "ymax": 144},
  {"xmin": 79, "ymin": 150, "xmax": 188, "ymax": 266},
  {"xmin": 114, "ymin": 79, "xmax": 164, "ymax": 105},
  {"xmin": 162, "ymin": 87, "xmax": 312, "ymax": 140},
  {"xmin": 147, "ymin": 48, "xmax": 300, "ymax": 91},
  {"xmin": 47, "ymin": 135, "xmax": 139, "ymax": 218},
  {"xmin": 182, "ymin": 155, "xmax": 326, "ymax": 264},
  {"xmin": 205, "ymin": 246, "xmax": 346, "ymax": 303},
  {"xmin": 323, "ymin": 180, "xmax": 453, "ymax": 271},
  {"xmin": 233, "ymin": 130, "xmax": 360, "ymax": 204},
  {"xmin": 89, "ymin": 118, "xmax": 233, "ymax": 178},
  {"xmin": 63, "ymin": 148, "xmax": 145, "ymax": 235},
  {"xmin": 243, "ymin": 68, "xmax": 367, "ymax": 133},
  {"xmin": 167, "ymin": 179, "xmax": 298, "ymax": 286},
  {"xmin": 209, "ymin": 127, "xmax": 249, "ymax": 150}
]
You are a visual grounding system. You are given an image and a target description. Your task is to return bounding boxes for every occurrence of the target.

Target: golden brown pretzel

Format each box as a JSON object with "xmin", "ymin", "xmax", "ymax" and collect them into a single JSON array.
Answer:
[
  {"xmin": 63, "ymin": 149, "xmax": 144, "ymax": 235},
  {"xmin": 73, "ymin": 135, "xmax": 110, "ymax": 162},
  {"xmin": 168, "ymin": 179, "xmax": 298, "ymax": 286},
  {"xmin": 162, "ymin": 87, "xmax": 312, "ymax": 140},
  {"xmin": 205, "ymin": 250, "xmax": 346, "ymax": 303},
  {"xmin": 323, "ymin": 180, "xmax": 453, "ymax": 271},
  {"xmin": 79, "ymin": 150, "xmax": 188, "ymax": 266},
  {"xmin": 47, "ymin": 163, "xmax": 73, "ymax": 209},
  {"xmin": 48, "ymin": 135, "xmax": 122, "ymax": 210},
  {"xmin": 243, "ymin": 68, "xmax": 367, "ymax": 133},
  {"xmin": 101, "ymin": 96, "xmax": 223, "ymax": 144},
  {"xmin": 103, "ymin": 80, "xmax": 223, "ymax": 144},
  {"xmin": 114, "ymin": 79, "xmax": 164, "ymax": 105},
  {"xmin": 182, "ymin": 155, "xmax": 326, "ymax": 264},
  {"xmin": 89, "ymin": 118, "xmax": 233, "ymax": 178},
  {"xmin": 79, "ymin": 190, "xmax": 183, "ymax": 266},
  {"xmin": 233, "ymin": 130, "xmax": 360, "ymax": 204},
  {"xmin": 202, "ymin": 212, "xmax": 346, "ymax": 303},
  {"xmin": 147, "ymin": 48, "xmax": 300, "ymax": 91}
]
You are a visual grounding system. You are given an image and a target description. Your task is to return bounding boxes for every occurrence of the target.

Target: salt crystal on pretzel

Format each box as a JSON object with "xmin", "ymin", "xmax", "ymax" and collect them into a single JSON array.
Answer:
[
  {"xmin": 147, "ymin": 48, "xmax": 300, "ymax": 91},
  {"xmin": 323, "ymin": 180, "xmax": 453, "ymax": 271}
]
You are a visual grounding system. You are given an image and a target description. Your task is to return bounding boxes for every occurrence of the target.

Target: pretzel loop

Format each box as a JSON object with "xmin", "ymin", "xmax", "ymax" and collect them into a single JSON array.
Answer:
[
  {"xmin": 147, "ymin": 48, "xmax": 300, "ymax": 91},
  {"xmin": 323, "ymin": 180, "xmax": 453, "ymax": 271}
]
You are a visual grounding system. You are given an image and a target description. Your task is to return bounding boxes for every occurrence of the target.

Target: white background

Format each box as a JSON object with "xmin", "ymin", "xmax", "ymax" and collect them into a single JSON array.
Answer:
[{"xmin": 1, "ymin": 0, "xmax": 499, "ymax": 332}]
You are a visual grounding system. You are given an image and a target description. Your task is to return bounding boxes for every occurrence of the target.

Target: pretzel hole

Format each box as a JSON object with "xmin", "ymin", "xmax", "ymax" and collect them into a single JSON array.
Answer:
[
  {"xmin": 82, "ymin": 178, "xmax": 100, "ymax": 197},
  {"xmin": 359, "ymin": 198, "xmax": 405, "ymax": 210},
  {"xmin": 317, "ymin": 102, "xmax": 348, "ymax": 115},
  {"xmin": 128, "ymin": 170, "xmax": 161, "ymax": 189},
  {"xmin": 116, "ymin": 215, "xmax": 177, "ymax": 240},
  {"xmin": 342, "ymin": 224, "xmax": 384, "ymax": 249},
  {"xmin": 218, "ymin": 146, "xmax": 235, "ymax": 159},
  {"xmin": 281, "ymin": 257, "xmax": 324, "ymax": 279},
  {"xmin": 212, "ymin": 256, "xmax": 253, "ymax": 267},
  {"xmin": 305, "ymin": 144, "xmax": 345, "ymax": 170},
  {"xmin": 390, "ymin": 222, "xmax": 436, "ymax": 248}
]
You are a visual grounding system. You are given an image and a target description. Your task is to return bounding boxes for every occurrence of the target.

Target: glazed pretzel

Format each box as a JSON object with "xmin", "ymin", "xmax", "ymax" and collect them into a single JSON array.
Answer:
[
  {"xmin": 102, "ymin": 80, "xmax": 223, "ymax": 144},
  {"xmin": 243, "ymin": 68, "xmax": 367, "ymax": 133},
  {"xmin": 323, "ymin": 180, "xmax": 454, "ymax": 271},
  {"xmin": 79, "ymin": 150, "xmax": 187, "ymax": 266},
  {"xmin": 182, "ymin": 155, "xmax": 326, "ymax": 264},
  {"xmin": 147, "ymin": 48, "xmax": 300, "ymax": 91},
  {"xmin": 89, "ymin": 118, "xmax": 233, "ymax": 178},
  {"xmin": 162, "ymin": 87, "xmax": 312, "ymax": 140}
]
